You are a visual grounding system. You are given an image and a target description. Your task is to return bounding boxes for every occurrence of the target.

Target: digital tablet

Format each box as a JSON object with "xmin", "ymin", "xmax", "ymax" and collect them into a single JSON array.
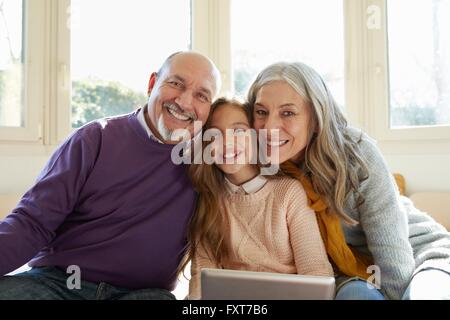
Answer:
[{"xmin": 201, "ymin": 268, "xmax": 335, "ymax": 300}]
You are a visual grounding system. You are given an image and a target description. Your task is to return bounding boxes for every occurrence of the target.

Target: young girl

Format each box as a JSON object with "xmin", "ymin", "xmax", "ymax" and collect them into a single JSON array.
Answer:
[{"xmin": 182, "ymin": 97, "xmax": 333, "ymax": 300}]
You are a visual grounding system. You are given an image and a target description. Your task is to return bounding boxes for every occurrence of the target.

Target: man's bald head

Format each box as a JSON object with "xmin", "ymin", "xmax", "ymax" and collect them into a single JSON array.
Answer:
[{"xmin": 156, "ymin": 51, "xmax": 221, "ymax": 98}]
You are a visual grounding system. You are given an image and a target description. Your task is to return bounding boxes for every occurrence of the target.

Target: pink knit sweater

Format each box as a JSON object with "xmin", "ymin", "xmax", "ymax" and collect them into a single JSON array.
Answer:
[{"xmin": 189, "ymin": 176, "xmax": 334, "ymax": 299}]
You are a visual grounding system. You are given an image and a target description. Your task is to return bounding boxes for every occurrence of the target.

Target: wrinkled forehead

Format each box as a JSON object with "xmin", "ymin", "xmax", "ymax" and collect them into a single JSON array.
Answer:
[{"xmin": 163, "ymin": 54, "xmax": 218, "ymax": 94}]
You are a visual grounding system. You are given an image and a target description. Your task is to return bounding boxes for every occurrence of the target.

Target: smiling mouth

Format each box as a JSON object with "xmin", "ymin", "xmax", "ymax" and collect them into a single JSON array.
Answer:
[
  {"xmin": 164, "ymin": 103, "xmax": 194, "ymax": 122},
  {"xmin": 266, "ymin": 140, "xmax": 289, "ymax": 147},
  {"xmin": 220, "ymin": 150, "xmax": 244, "ymax": 163}
]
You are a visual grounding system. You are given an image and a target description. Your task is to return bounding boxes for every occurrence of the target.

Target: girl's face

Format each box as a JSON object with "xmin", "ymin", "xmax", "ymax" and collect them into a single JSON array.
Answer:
[
  {"xmin": 253, "ymin": 81, "xmax": 314, "ymax": 164},
  {"xmin": 209, "ymin": 104, "xmax": 254, "ymax": 175}
]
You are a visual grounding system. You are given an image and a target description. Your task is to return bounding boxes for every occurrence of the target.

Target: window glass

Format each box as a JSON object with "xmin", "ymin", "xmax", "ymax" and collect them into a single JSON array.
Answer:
[
  {"xmin": 231, "ymin": 0, "xmax": 345, "ymax": 107},
  {"xmin": 71, "ymin": 0, "xmax": 191, "ymax": 128},
  {"xmin": 388, "ymin": 0, "xmax": 450, "ymax": 127},
  {"xmin": 0, "ymin": 0, "xmax": 24, "ymax": 127}
]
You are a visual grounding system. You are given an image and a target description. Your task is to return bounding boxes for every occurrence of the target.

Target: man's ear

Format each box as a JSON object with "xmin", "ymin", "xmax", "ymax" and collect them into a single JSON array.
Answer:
[{"xmin": 147, "ymin": 72, "xmax": 157, "ymax": 96}]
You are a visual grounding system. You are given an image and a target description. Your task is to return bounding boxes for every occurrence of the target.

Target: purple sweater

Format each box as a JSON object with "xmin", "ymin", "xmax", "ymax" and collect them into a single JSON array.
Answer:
[{"xmin": 0, "ymin": 110, "xmax": 196, "ymax": 290}]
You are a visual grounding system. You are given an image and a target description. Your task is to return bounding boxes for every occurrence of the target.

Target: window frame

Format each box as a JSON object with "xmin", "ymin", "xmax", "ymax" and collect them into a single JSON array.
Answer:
[
  {"xmin": 1, "ymin": 0, "xmax": 449, "ymax": 152},
  {"xmin": 350, "ymin": 0, "xmax": 450, "ymax": 144},
  {"xmin": 0, "ymin": 0, "xmax": 44, "ymax": 142},
  {"xmin": 54, "ymin": 0, "xmax": 70, "ymax": 144},
  {"xmin": 55, "ymin": 0, "xmax": 203, "ymax": 143},
  {"xmin": 192, "ymin": 0, "xmax": 232, "ymax": 96}
]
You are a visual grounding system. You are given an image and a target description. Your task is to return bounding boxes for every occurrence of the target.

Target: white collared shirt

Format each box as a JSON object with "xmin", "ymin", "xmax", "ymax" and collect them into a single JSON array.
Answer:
[
  {"xmin": 224, "ymin": 174, "xmax": 268, "ymax": 195},
  {"xmin": 137, "ymin": 108, "xmax": 164, "ymax": 144}
]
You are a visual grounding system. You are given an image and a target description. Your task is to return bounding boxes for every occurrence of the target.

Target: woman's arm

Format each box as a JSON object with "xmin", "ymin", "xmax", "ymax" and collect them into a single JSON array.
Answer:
[
  {"xmin": 189, "ymin": 243, "xmax": 219, "ymax": 300},
  {"xmin": 286, "ymin": 182, "xmax": 334, "ymax": 277},
  {"xmin": 354, "ymin": 135, "xmax": 415, "ymax": 299}
]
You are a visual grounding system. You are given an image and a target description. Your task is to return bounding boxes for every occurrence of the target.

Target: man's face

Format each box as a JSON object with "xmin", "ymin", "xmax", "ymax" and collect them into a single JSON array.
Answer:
[{"xmin": 147, "ymin": 54, "xmax": 218, "ymax": 143}]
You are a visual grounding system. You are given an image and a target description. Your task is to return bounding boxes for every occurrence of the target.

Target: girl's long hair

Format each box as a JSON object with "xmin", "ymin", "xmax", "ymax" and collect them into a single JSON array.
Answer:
[
  {"xmin": 247, "ymin": 62, "xmax": 369, "ymax": 225},
  {"xmin": 178, "ymin": 98, "xmax": 250, "ymax": 274}
]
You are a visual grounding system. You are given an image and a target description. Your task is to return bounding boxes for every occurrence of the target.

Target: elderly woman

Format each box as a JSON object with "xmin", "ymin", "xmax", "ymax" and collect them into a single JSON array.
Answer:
[{"xmin": 245, "ymin": 61, "xmax": 450, "ymax": 300}]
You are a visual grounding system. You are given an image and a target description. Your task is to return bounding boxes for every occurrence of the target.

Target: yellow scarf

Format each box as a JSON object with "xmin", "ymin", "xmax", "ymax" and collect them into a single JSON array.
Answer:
[{"xmin": 280, "ymin": 161, "xmax": 372, "ymax": 280}]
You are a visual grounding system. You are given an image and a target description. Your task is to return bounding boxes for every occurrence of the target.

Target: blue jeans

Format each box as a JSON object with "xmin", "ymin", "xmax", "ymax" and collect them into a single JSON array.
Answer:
[
  {"xmin": 402, "ymin": 268, "xmax": 450, "ymax": 300},
  {"xmin": 335, "ymin": 279, "xmax": 386, "ymax": 300},
  {"xmin": 0, "ymin": 266, "xmax": 176, "ymax": 300}
]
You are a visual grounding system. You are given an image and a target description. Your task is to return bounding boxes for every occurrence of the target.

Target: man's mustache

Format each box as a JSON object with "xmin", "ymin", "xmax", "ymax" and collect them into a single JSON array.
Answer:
[{"xmin": 163, "ymin": 102, "xmax": 198, "ymax": 121}]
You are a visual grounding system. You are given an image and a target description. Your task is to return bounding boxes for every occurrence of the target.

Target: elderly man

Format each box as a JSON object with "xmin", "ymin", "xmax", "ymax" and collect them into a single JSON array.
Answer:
[{"xmin": 0, "ymin": 51, "xmax": 221, "ymax": 300}]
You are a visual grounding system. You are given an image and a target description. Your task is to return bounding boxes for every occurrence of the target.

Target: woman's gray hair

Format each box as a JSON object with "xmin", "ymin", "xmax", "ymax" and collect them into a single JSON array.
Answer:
[
  {"xmin": 247, "ymin": 62, "xmax": 345, "ymax": 135},
  {"xmin": 246, "ymin": 62, "xmax": 369, "ymax": 225}
]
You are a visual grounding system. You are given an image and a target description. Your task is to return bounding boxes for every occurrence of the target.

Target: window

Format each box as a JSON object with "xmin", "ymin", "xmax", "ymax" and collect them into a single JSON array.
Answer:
[
  {"xmin": 0, "ymin": 0, "xmax": 41, "ymax": 142},
  {"xmin": 388, "ymin": 0, "xmax": 450, "ymax": 128},
  {"xmin": 70, "ymin": 0, "xmax": 192, "ymax": 128},
  {"xmin": 0, "ymin": 0, "xmax": 24, "ymax": 127},
  {"xmin": 231, "ymin": 0, "xmax": 345, "ymax": 107},
  {"xmin": 1, "ymin": 0, "xmax": 449, "ymax": 146}
]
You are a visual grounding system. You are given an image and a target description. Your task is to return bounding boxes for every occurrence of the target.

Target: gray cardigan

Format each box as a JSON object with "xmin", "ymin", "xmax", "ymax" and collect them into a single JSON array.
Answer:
[{"xmin": 340, "ymin": 128, "xmax": 450, "ymax": 300}]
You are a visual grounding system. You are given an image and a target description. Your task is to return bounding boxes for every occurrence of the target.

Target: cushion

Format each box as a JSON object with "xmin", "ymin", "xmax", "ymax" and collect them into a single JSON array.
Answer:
[{"xmin": 410, "ymin": 192, "xmax": 450, "ymax": 231}]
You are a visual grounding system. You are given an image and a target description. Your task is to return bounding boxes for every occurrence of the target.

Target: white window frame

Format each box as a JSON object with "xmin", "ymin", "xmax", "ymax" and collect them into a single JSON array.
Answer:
[
  {"xmin": 54, "ymin": 0, "xmax": 70, "ymax": 144},
  {"xmin": 2, "ymin": 0, "xmax": 450, "ymax": 155},
  {"xmin": 54, "ymin": 0, "xmax": 216, "ymax": 143},
  {"xmin": 0, "ymin": 0, "xmax": 44, "ymax": 142},
  {"xmin": 346, "ymin": 0, "xmax": 450, "ymax": 147},
  {"xmin": 192, "ymin": 0, "xmax": 231, "ymax": 96}
]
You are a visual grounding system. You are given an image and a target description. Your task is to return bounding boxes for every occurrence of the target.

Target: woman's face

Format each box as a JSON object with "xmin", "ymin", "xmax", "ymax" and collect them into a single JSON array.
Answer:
[
  {"xmin": 209, "ymin": 104, "xmax": 254, "ymax": 175},
  {"xmin": 253, "ymin": 81, "xmax": 314, "ymax": 164}
]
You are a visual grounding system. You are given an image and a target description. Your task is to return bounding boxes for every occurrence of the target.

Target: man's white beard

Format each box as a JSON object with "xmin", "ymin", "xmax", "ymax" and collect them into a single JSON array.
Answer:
[{"xmin": 157, "ymin": 115, "xmax": 174, "ymax": 141}]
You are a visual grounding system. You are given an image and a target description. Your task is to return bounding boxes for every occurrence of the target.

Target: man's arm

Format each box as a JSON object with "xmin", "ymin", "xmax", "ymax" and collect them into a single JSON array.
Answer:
[{"xmin": 0, "ymin": 125, "xmax": 99, "ymax": 275}]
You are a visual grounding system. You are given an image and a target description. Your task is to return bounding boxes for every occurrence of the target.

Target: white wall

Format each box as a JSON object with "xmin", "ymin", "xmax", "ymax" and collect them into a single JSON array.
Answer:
[
  {"xmin": 376, "ymin": 139, "xmax": 450, "ymax": 196},
  {"xmin": 383, "ymin": 154, "xmax": 450, "ymax": 196},
  {"xmin": 0, "ymin": 154, "xmax": 49, "ymax": 195}
]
